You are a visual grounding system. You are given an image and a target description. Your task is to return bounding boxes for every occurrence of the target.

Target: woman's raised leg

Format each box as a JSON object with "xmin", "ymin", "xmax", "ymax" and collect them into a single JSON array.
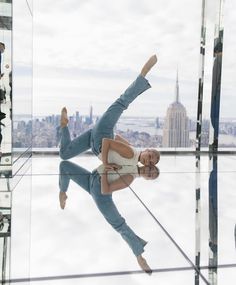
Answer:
[{"xmin": 91, "ymin": 55, "xmax": 157, "ymax": 155}]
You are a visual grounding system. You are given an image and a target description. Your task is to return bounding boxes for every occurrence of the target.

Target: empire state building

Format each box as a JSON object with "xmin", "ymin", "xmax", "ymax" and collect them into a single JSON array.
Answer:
[{"xmin": 162, "ymin": 71, "xmax": 190, "ymax": 147}]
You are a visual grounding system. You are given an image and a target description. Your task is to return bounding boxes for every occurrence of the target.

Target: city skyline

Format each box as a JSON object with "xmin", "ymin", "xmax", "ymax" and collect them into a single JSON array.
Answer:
[{"xmin": 13, "ymin": 111, "xmax": 236, "ymax": 149}]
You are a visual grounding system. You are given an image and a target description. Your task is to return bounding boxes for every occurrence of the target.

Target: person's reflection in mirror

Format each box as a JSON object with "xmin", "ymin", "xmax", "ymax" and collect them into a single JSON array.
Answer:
[
  {"xmin": 0, "ymin": 124, "xmax": 3, "ymax": 157},
  {"xmin": 0, "ymin": 79, "xmax": 6, "ymax": 104},
  {"xmin": 9, "ymin": 70, "xmax": 12, "ymax": 118},
  {"xmin": 0, "ymin": 112, "xmax": 6, "ymax": 157},
  {"xmin": 99, "ymin": 164, "xmax": 159, "ymax": 195},
  {"xmin": 209, "ymin": 39, "xmax": 222, "ymax": 151},
  {"xmin": 59, "ymin": 161, "xmax": 159, "ymax": 274},
  {"xmin": 0, "ymin": 211, "xmax": 11, "ymax": 237},
  {"xmin": 0, "ymin": 42, "xmax": 5, "ymax": 77},
  {"xmin": 0, "ymin": 127, "xmax": 2, "ymax": 157},
  {"xmin": 59, "ymin": 55, "xmax": 160, "ymax": 168}
]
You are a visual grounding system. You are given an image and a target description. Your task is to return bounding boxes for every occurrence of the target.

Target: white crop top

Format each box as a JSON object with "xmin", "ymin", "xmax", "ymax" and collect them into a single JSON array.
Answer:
[{"xmin": 98, "ymin": 147, "xmax": 140, "ymax": 166}]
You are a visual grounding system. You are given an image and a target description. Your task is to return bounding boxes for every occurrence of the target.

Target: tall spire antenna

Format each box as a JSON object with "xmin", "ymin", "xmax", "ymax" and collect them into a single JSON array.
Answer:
[{"xmin": 175, "ymin": 67, "xmax": 180, "ymax": 102}]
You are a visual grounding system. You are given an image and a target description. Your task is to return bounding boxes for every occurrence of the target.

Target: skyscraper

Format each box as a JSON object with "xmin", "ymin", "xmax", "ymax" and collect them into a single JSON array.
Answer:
[{"xmin": 162, "ymin": 71, "xmax": 190, "ymax": 147}]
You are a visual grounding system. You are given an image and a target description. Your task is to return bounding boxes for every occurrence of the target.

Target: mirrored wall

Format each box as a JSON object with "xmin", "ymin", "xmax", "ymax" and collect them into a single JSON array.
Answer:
[
  {"xmin": 12, "ymin": 0, "xmax": 32, "ymax": 178},
  {"xmin": 0, "ymin": 0, "xmax": 33, "ymax": 283},
  {"xmin": 0, "ymin": 0, "xmax": 12, "ymax": 282},
  {"xmin": 32, "ymin": 0, "xmax": 236, "ymax": 153},
  {"xmin": 0, "ymin": 0, "xmax": 12, "ymax": 173}
]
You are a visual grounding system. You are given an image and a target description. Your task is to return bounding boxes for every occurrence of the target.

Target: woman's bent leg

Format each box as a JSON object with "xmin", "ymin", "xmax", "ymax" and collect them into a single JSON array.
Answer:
[{"xmin": 59, "ymin": 127, "xmax": 92, "ymax": 160}]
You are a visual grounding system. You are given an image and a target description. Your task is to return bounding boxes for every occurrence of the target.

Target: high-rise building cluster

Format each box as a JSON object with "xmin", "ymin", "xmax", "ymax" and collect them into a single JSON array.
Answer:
[
  {"xmin": 13, "ymin": 106, "xmax": 95, "ymax": 148},
  {"xmin": 12, "ymin": 78, "xmax": 236, "ymax": 149}
]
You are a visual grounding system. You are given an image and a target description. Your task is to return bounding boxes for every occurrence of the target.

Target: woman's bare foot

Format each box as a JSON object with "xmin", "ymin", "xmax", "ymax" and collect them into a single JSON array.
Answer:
[
  {"xmin": 137, "ymin": 255, "xmax": 152, "ymax": 275},
  {"xmin": 60, "ymin": 107, "xmax": 69, "ymax": 128},
  {"xmin": 140, "ymin": 54, "xmax": 158, "ymax": 77},
  {"xmin": 59, "ymin": 191, "xmax": 68, "ymax": 209}
]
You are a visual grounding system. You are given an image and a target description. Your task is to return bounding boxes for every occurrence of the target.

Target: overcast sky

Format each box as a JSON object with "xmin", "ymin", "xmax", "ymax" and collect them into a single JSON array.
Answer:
[{"xmin": 12, "ymin": 0, "xmax": 236, "ymax": 118}]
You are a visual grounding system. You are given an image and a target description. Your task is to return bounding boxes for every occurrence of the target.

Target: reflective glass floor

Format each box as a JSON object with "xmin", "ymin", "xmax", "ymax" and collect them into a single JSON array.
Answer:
[{"xmin": 9, "ymin": 154, "xmax": 236, "ymax": 284}]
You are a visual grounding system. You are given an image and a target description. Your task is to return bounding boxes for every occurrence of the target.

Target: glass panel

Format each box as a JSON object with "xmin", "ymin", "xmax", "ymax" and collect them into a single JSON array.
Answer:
[
  {"xmin": 10, "ymin": 166, "xmax": 31, "ymax": 280},
  {"xmin": 197, "ymin": 156, "xmax": 236, "ymax": 267},
  {"xmin": 32, "ymin": 0, "xmax": 235, "ymax": 154},
  {"xmin": 0, "ymin": 0, "xmax": 12, "ymax": 282},
  {"xmin": 0, "ymin": 0, "xmax": 32, "ymax": 284},
  {"xmin": 12, "ymin": 0, "xmax": 33, "ymax": 175},
  {"xmin": 218, "ymin": 0, "xmax": 236, "ymax": 149},
  {"xmin": 28, "ymin": 156, "xmax": 192, "ymax": 279},
  {"xmin": 119, "ymin": 155, "xmax": 236, "ymax": 273},
  {"xmin": 32, "ymin": 0, "xmax": 205, "ymax": 151},
  {"xmin": 0, "ymin": 0, "xmax": 12, "ymax": 169},
  {"xmin": 0, "ymin": 191, "xmax": 11, "ymax": 281},
  {"xmin": 11, "ymin": 153, "xmax": 236, "ymax": 283}
]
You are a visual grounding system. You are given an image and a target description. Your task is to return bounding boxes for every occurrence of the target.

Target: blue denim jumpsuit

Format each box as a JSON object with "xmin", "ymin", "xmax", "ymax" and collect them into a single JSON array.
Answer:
[
  {"xmin": 59, "ymin": 161, "xmax": 147, "ymax": 257},
  {"xmin": 59, "ymin": 75, "xmax": 151, "ymax": 159}
]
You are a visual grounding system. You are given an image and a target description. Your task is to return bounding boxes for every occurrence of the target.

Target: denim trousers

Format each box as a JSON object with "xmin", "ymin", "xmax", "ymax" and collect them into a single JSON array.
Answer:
[
  {"xmin": 59, "ymin": 161, "xmax": 147, "ymax": 256},
  {"xmin": 59, "ymin": 75, "xmax": 151, "ymax": 159}
]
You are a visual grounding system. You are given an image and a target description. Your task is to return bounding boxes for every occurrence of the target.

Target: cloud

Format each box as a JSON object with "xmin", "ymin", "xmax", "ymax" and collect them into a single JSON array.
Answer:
[
  {"xmin": 12, "ymin": 0, "xmax": 233, "ymax": 118},
  {"xmin": 33, "ymin": 0, "xmax": 201, "ymax": 71}
]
